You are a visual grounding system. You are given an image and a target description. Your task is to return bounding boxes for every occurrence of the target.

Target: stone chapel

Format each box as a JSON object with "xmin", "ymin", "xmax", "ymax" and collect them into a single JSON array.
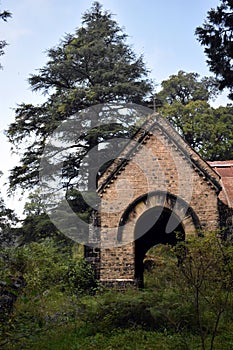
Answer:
[{"xmin": 85, "ymin": 113, "xmax": 233, "ymax": 287}]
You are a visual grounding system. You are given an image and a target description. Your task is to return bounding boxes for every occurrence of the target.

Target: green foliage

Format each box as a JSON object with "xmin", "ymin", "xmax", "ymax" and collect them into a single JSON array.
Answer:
[
  {"xmin": 17, "ymin": 213, "xmax": 60, "ymax": 244},
  {"xmin": 83, "ymin": 290, "xmax": 157, "ymax": 332},
  {"xmin": 175, "ymin": 234, "xmax": 233, "ymax": 350},
  {"xmin": 66, "ymin": 258, "xmax": 97, "ymax": 295},
  {"xmin": 0, "ymin": 239, "xmax": 98, "ymax": 346},
  {"xmin": 0, "ymin": 239, "xmax": 95, "ymax": 297},
  {"xmin": 143, "ymin": 236, "xmax": 233, "ymax": 349},
  {"xmin": 0, "ymin": 198, "xmax": 17, "ymax": 247},
  {"xmin": 1, "ymin": 234, "xmax": 233, "ymax": 349},
  {"xmin": 1, "ymin": 325, "xmax": 204, "ymax": 350},
  {"xmin": 0, "ymin": 173, "xmax": 18, "ymax": 247},
  {"xmin": 6, "ymin": 1, "xmax": 152, "ymax": 193},
  {"xmin": 1, "ymin": 240, "xmax": 67, "ymax": 293},
  {"xmin": 15, "ymin": 190, "xmax": 74, "ymax": 245},
  {"xmin": 157, "ymin": 71, "xmax": 233, "ymax": 160},
  {"xmin": 157, "ymin": 71, "xmax": 218, "ymax": 105},
  {"xmin": 160, "ymin": 100, "xmax": 233, "ymax": 160},
  {"xmin": 144, "ymin": 244, "xmax": 178, "ymax": 289},
  {"xmin": 196, "ymin": 0, "xmax": 233, "ymax": 99}
]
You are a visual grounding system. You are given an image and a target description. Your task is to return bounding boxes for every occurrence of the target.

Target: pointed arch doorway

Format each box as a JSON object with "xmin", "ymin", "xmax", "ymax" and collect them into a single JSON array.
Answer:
[{"xmin": 134, "ymin": 206, "xmax": 185, "ymax": 287}]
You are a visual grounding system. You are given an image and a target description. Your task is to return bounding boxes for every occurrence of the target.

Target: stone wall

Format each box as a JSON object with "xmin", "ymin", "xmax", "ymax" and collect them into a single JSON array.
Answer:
[{"xmin": 95, "ymin": 115, "xmax": 222, "ymax": 284}]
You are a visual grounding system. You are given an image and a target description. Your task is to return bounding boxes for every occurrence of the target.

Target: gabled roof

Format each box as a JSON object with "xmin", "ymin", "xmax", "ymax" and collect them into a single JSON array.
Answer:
[
  {"xmin": 98, "ymin": 113, "xmax": 221, "ymax": 195},
  {"xmin": 208, "ymin": 161, "xmax": 233, "ymax": 208}
]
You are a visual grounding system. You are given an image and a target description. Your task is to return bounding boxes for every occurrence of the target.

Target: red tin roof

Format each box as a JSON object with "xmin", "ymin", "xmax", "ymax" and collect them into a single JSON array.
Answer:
[{"xmin": 208, "ymin": 161, "xmax": 233, "ymax": 208}]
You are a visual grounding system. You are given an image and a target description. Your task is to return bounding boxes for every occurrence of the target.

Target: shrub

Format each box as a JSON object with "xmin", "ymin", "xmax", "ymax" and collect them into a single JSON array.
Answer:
[{"xmin": 66, "ymin": 259, "xmax": 97, "ymax": 295}]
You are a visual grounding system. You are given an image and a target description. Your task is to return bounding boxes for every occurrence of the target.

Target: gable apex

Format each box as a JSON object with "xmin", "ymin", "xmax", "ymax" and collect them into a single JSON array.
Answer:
[{"xmin": 98, "ymin": 113, "xmax": 221, "ymax": 194}]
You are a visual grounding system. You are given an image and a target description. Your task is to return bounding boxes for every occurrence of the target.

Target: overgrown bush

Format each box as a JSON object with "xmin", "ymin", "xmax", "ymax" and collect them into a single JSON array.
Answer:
[
  {"xmin": 0, "ymin": 238, "xmax": 98, "ymax": 348},
  {"xmin": 1, "ymin": 233, "xmax": 233, "ymax": 350},
  {"xmin": 88, "ymin": 297, "xmax": 156, "ymax": 331},
  {"xmin": 66, "ymin": 258, "xmax": 97, "ymax": 295},
  {"xmin": 0, "ymin": 239, "xmax": 97, "ymax": 296},
  {"xmin": 144, "ymin": 234, "xmax": 233, "ymax": 349}
]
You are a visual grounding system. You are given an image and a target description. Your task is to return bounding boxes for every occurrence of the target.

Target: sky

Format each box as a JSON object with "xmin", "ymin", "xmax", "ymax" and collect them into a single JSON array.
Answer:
[{"xmin": 0, "ymin": 0, "xmax": 230, "ymax": 215}]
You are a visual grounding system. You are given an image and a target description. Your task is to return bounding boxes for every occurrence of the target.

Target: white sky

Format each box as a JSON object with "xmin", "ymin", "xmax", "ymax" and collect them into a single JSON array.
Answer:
[{"xmin": 0, "ymin": 0, "xmax": 231, "ymax": 215}]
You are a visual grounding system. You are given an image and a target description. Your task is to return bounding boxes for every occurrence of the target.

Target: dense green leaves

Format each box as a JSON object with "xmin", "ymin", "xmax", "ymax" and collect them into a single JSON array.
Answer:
[
  {"xmin": 0, "ymin": 173, "xmax": 18, "ymax": 247},
  {"xmin": 157, "ymin": 71, "xmax": 233, "ymax": 160},
  {"xmin": 0, "ymin": 196, "xmax": 17, "ymax": 247},
  {"xmin": 160, "ymin": 100, "xmax": 233, "ymax": 160},
  {"xmin": 7, "ymin": 2, "xmax": 152, "ymax": 193},
  {"xmin": 14, "ymin": 191, "xmax": 72, "ymax": 245},
  {"xmin": 29, "ymin": 6, "xmax": 151, "ymax": 104},
  {"xmin": 176, "ymin": 234, "xmax": 233, "ymax": 350},
  {"xmin": 157, "ymin": 70, "xmax": 218, "ymax": 105},
  {"xmin": 1, "ymin": 233, "xmax": 233, "ymax": 349},
  {"xmin": 196, "ymin": 0, "xmax": 233, "ymax": 99}
]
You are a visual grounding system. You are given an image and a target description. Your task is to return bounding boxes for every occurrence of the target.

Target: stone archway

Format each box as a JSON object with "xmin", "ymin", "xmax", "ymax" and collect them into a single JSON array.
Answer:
[
  {"xmin": 134, "ymin": 206, "xmax": 185, "ymax": 287},
  {"xmin": 106, "ymin": 191, "xmax": 200, "ymax": 287},
  {"xmin": 117, "ymin": 191, "xmax": 200, "ymax": 246},
  {"xmin": 99, "ymin": 191, "xmax": 200, "ymax": 287}
]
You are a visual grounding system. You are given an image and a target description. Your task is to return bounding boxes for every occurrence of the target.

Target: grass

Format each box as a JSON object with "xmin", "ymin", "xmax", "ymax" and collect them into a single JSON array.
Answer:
[
  {"xmin": 4, "ymin": 321, "xmax": 233, "ymax": 350},
  {"xmin": 2, "ymin": 324, "xmax": 201, "ymax": 350},
  {"xmin": 2, "ymin": 286, "xmax": 233, "ymax": 350},
  {"xmin": 2, "ymin": 239, "xmax": 233, "ymax": 350}
]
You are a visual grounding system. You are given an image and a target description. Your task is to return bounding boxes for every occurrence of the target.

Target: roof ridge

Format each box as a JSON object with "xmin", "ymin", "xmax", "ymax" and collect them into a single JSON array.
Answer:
[{"xmin": 97, "ymin": 113, "xmax": 222, "ymax": 195}]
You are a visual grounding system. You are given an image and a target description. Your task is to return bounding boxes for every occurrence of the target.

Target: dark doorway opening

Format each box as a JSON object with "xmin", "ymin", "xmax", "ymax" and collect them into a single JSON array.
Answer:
[{"xmin": 134, "ymin": 206, "xmax": 185, "ymax": 287}]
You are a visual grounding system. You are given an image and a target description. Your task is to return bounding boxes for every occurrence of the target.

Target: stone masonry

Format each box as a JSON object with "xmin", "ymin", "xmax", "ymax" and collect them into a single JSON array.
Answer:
[{"xmin": 85, "ymin": 113, "xmax": 232, "ymax": 287}]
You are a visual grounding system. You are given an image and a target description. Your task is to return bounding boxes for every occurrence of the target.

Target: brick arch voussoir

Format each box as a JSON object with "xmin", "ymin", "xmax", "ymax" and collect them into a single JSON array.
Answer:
[{"xmin": 117, "ymin": 191, "xmax": 200, "ymax": 245}]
